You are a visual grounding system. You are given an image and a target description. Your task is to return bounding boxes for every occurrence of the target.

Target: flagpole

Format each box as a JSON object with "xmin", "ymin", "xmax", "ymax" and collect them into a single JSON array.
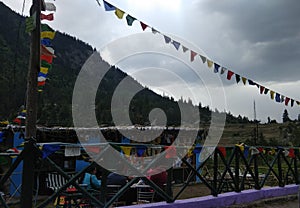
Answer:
[{"xmin": 21, "ymin": 0, "xmax": 44, "ymax": 207}]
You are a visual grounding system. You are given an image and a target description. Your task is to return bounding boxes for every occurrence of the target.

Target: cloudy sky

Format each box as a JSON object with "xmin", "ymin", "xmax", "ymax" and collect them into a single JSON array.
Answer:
[{"xmin": 2, "ymin": 0, "xmax": 300, "ymax": 123}]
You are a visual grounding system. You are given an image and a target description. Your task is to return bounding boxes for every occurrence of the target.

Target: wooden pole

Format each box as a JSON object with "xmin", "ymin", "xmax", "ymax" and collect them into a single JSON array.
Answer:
[{"xmin": 20, "ymin": 0, "xmax": 41, "ymax": 206}]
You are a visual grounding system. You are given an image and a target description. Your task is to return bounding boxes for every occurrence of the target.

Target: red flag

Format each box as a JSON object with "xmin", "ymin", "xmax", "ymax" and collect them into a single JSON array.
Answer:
[
  {"xmin": 190, "ymin": 50, "xmax": 197, "ymax": 62},
  {"xmin": 285, "ymin": 97, "xmax": 290, "ymax": 106},
  {"xmin": 288, "ymin": 148, "xmax": 295, "ymax": 158},
  {"xmin": 227, "ymin": 70, "xmax": 234, "ymax": 80},
  {"xmin": 218, "ymin": 147, "xmax": 226, "ymax": 157},
  {"xmin": 41, "ymin": 13, "xmax": 54, "ymax": 21},
  {"xmin": 260, "ymin": 86, "xmax": 265, "ymax": 94},
  {"xmin": 38, "ymin": 81, "xmax": 46, "ymax": 86},
  {"xmin": 140, "ymin": 22, "xmax": 148, "ymax": 31},
  {"xmin": 164, "ymin": 146, "xmax": 176, "ymax": 159},
  {"xmin": 41, "ymin": 54, "xmax": 53, "ymax": 64}
]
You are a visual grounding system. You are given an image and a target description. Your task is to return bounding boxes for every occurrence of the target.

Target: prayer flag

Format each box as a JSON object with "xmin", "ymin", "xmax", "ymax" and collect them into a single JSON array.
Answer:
[
  {"xmin": 280, "ymin": 95, "xmax": 285, "ymax": 103},
  {"xmin": 235, "ymin": 74, "xmax": 240, "ymax": 83},
  {"xmin": 121, "ymin": 146, "xmax": 132, "ymax": 156},
  {"xmin": 40, "ymin": 67, "xmax": 49, "ymax": 74},
  {"xmin": 126, "ymin": 15, "xmax": 136, "ymax": 26},
  {"xmin": 41, "ymin": 38, "xmax": 53, "ymax": 47},
  {"xmin": 285, "ymin": 97, "xmax": 290, "ymax": 106},
  {"xmin": 25, "ymin": 13, "xmax": 36, "ymax": 33},
  {"xmin": 163, "ymin": 35, "xmax": 171, "ymax": 44},
  {"xmin": 190, "ymin": 50, "xmax": 197, "ymax": 62},
  {"xmin": 172, "ymin": 40, "xmax": 180, "ymax": 50},
  {"xmin": 38, "ymin": 72, "xmax": 48, "ymax": 78},
  {"xmin": 227, "ymin": 70, "xmax": 234, "ymax": 80},
  {"xmin": 221, "ymin": 67, "xmax": 227, "ymax": 75},
  {"xmin": 207, "ymin": 60, "xmax": 213, "ymax": 68},
  {"xmin": 41, "ymin": 54, "xmax": 53, "ymax": 64},
  {"xmin": 248, "ymin": 80, "xmax": 255, "ymax": 85},
  {"xmin": 41, "ymin": 13, "xmax": 54, "ymax": 21},
  {"xmin": 38, "ymin": 81, "xmax": 46, "ymax": 86},
  {"xmin": 164, "ymin": 146, "xmax": 177, "ymax": 158},
  {"xmin": 45, "ymin": 3, "xmax": 56, "ymax": 12},
  {"xmin": 182, "ymin": 45, "xmax": 188, "ymax": 53},
  {"xmin": 275, "ymin": 93, "xmax": 281, "ymax": 102},
  {"xmin": 291, "ymin": 99, "xmax": 294, "ymax": 107},
  {"xmin": 270, "ymin": 90, "xmax": 275, "ymax": 100},
  {"xmin": 104, "ymin": 1, "xmax": 115, "ymax": 11},
  {"xmin": 41, "ymin": 31, "xmax": 56, "ymax": 39},
  {"xmin": 218, "ymin": 147, "xmax": 226, "ymax": 157},
  {"xmin": 41, "ymin": 23, "xmax": 54, "ymax": 32},
  {"xmin": 242, "ymin": 77, "xmax": 247, "ymax": 85},
  {"xmin": 42, "ymin": 144, "xmax": 60, "ymax": 159},
  {"xmin": 199, "ymin": 55, "xmax": 206, "ymax": 64},
  {"xmin": 115, "ymin": 8, "xmax": 124, "ymax": 19},
  {"xmin": 136, "ymin": 146, "xmax": 147, "ymax": 157},
  {"xmin": 152, "ymin": 28, "xmax": 158, "ymax": 34},
  {"xmin": 260, "ymin": 86, "xmax": 265, "ymax": 94},
  {"xmin": 297, "ymin": 101, "xmax": 300, "ymax": 105},
  {"xmin": 41, "ymin": 60, "xmax": 52, "ymax": 69},
  {"xmin": 264, "ymin": 88, "xmax": 269, "ymax": 94},
  {"xmin": 38, "ymin": 76, "xmax": 46, "ymax": 82},
  {"xmin": 214, "ymin": 63, "xmax": 220, "ymax": 73},
  {"xmin": 140, "ymin": 22, "xmax": 148, "ymax": 31}
]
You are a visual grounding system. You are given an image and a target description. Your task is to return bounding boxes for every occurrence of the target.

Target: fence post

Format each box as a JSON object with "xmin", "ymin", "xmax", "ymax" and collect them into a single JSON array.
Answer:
[
  {"xmin": 253, "ymin": 154, "xmax": 260, "ymax": 190},
  {"xmin": 235, "ymin": 147, "xmax": 240, "ymax": 192},
  {"xmin": 277, "ymin": 148, "xmax": 284, "ymax": 187},
  {"xmin": 212, "ymin": 149, "xmax": 218, "ymax": 196}
]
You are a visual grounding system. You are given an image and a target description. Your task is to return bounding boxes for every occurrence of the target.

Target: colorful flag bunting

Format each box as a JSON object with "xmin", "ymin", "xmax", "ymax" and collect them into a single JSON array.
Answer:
[
  {"xmin": 214, "ymin": 63, "xmax": 220, "ymax": 73},
  {"xmin": 199, "ymin": 55, "xmax": 206, "ymax": 64},
  {"xmin": 41, "ymin": 13, "xmax": 54, "ymax": 21},
  {"xmin": 136, "ymin": 146, "xmax": 147, "ymax": 157},
  {"xmin": 114, "ymin": 8, "xmax": 124, "ymax": 19},
  {"xmin": 190, "ymin": 50, "xmax": 197, "ymax": 62},
  {"xmin": 45, "ymin": 3, "xmax": 56, "ymax": 12},
  {"xmin": 41, "ymin": 31, "xmax": 56, "ymax": 39},
  {"xmin": 235, "ymin": 74, "xmax": 240, "ymax": 83},
  {"xmin": 227, "ymin": 70, "xmax": 234, "ymax": 80},
  {"xmin": 99, "ymin": 2, "xmax": 300, "ymax": 109},
  {"xmin": 140, "ymin": 22, "xmax": 148, "ymax": 31},
  {"xmin": 121, "ymin": 146, "xmax": 132, "ymax": 156},
  {"xmin": 103, "ymin": 1, "xmax": 115, "ymax": 11},
  {"xmin": 126, "ymin": 15, "xmax": 136, "ymax": 26},
  {"xmin": 163, "ymin": 35, "xmax": 171, "ymax": 44},
  {"xmin": 182, "ymin": 45, "xmax": 188, "ymax": 53}
]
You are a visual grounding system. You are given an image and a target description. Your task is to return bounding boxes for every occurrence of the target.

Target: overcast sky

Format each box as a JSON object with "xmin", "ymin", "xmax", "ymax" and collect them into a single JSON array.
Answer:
[{"xmin": 2, "ymin": 0, "xmax": 300, "ymax": 123}]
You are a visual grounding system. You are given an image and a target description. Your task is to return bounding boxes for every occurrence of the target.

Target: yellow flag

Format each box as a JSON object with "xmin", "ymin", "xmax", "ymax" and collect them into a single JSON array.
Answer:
[
  {"xmin": 41, "ymin": 31, "xmax": 55, "ymax": 39},
  {"xmin": 40, "ymin": 67, "xmax": 49, "ymax": 74},
  {"xmin": 270, "ymin": 90, "xmax": 275, "ymax": 100},
  {"xmin": 207, "ymin": 60, "xmax": 213, "ymax": 68},
  {"xmin": 121, "ymin": 146, "xmax": 132, "ymax": 156},
  {"xmin": 242, "ymin": 77, "xmax": 247, "ymax": 85},
  {"xmin": 115, "ymin": 8, "xmax": 125, "ymax": 19}
]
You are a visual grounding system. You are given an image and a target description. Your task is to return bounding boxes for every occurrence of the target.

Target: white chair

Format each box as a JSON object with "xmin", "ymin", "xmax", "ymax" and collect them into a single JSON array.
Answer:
[{"xmin": 136, "ymin": 185, "xmax": 154, "ymax": 204}]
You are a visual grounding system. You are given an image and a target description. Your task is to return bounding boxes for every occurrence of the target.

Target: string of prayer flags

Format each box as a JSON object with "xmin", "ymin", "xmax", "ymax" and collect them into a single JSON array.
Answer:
[
  {"xmin": 40, "ymin": 13, "xmax": 54, "ymax": 21},
  {"xmin": 99, "ymin": 1, "xmax": 300, "ymax": 109},
  {"xmin": 115, "ymin": 8, "xmax": 125, "ymax": 19}
]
